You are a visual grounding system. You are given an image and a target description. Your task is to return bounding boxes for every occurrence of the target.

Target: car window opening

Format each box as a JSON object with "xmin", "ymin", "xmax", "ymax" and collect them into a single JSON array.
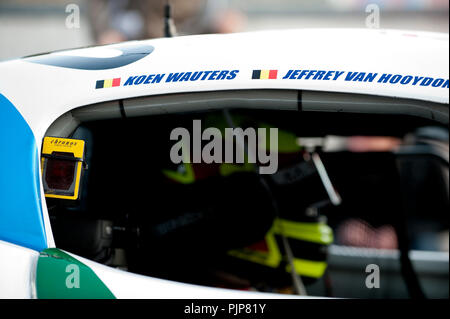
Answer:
[{"xmin": 43, "ymin": 94, "xmax": 449, "ymax": 297}]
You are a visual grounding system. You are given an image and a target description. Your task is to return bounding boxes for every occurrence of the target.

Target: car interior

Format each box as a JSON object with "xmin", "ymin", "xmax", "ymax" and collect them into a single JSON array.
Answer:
[{"xmin": 42, "ymin": 90, "xmax": 449, "ymax": 298}]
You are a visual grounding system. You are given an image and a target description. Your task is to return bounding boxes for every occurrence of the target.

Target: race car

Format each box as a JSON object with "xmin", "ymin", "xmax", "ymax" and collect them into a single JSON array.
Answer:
[{"xmin": 0, "ymin": 28, "xmax": 448, "ymax": 299}]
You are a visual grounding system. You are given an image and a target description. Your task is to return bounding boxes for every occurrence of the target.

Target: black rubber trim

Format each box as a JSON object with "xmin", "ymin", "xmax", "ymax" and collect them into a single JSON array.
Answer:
[
  {"xmin": 119, "ymin": 99, "xmax": 126, "ymax": 119},
  {"xmin": 298, "ymin": 90, "xmax": 303, "ymax": 112},
  {"xmin": 42, "ymin": 153, "xmax": 83, "ymax": 162}
]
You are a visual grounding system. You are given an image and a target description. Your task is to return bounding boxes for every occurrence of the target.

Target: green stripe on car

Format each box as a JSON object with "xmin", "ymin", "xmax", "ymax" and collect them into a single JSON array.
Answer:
[{"xmin": 36, "ymin": 248, "xmax": 115, "ymax": 299}]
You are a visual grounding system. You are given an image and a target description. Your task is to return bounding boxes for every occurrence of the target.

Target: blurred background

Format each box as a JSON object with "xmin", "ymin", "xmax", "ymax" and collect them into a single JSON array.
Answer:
[{"xmin": 0, "ymin": 0, "xmax": 448, "ymax": 61}]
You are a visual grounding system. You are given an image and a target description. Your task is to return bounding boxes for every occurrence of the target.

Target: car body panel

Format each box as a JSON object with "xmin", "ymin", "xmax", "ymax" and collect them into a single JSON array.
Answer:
[
  {"xmin": 63, "ymin": 251, "xmax": 302, "ymax": 299},
  {"xmin": 0, "ymin": 94, "xmax": 47, "ymax": 251},
  {"xmin": 35, "ymin": 247, "xmax": 303, "ymax": 299},
  {"xmin": 0, "ymin": 29, "xmax": 448, "ymax": 143},
  {"xmin": 36, "ymin": 248, "xmax": 115, "ymax": 299},
  {"xmin": 0, "ymin": 240, "xmax": 39, "ymax": 299}
]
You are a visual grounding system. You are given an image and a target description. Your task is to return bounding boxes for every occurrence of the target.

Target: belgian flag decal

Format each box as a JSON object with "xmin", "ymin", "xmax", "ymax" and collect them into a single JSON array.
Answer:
[
  {"xmin": 252, "ymin": 70, "xmax": 278, "ymax": 80},
  {"xmin": 96, "ymin": 78, "xmax": 121, "ymax": 89}
]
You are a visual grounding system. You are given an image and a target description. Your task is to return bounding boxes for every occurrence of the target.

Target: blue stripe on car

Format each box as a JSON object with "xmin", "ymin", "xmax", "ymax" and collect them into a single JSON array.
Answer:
[{"xmin": 0, "ymin": 93, "xmax": 47, "ymax": 251}]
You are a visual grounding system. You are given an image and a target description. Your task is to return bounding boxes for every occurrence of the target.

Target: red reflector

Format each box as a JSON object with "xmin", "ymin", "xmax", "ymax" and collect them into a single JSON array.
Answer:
[{"xmin": 45, "ymin": 152, "xmax": 76, "ymax": 191}]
